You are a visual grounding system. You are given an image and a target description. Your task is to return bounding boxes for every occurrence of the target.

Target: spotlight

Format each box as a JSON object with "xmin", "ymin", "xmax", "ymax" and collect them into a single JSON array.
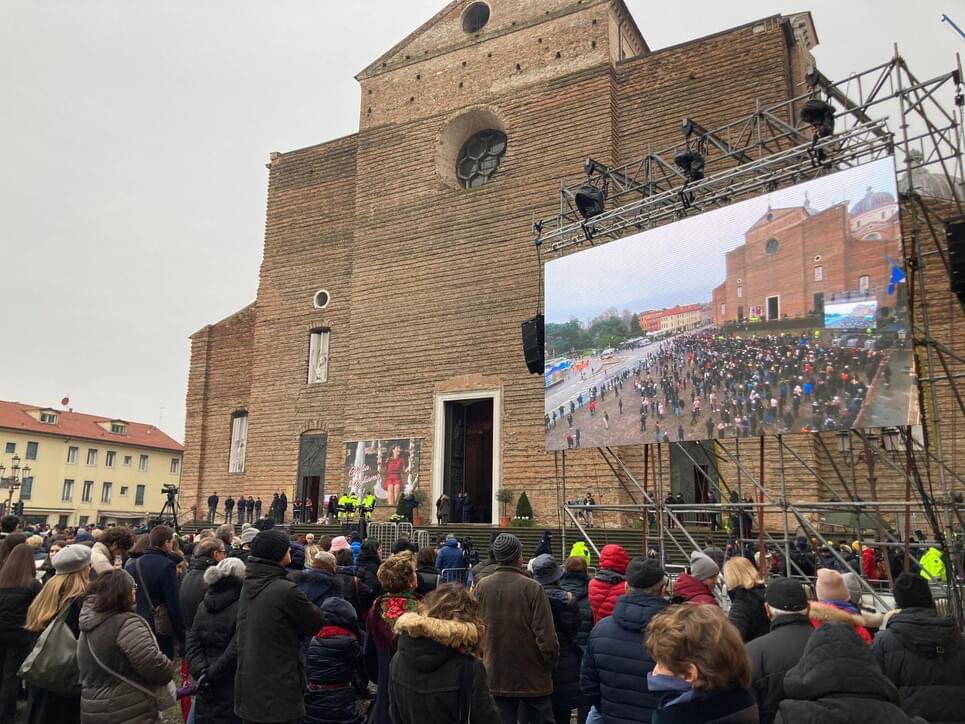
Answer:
[
  {"xmin": 800, "ymin": 99, "xmax": 835, "ymax": 138},
  {"xmin": 674, "ymin": 149, "xmax": 705, "ymax": 182},
  {"xmin": 575, "ymin": 183, "xmax": 606, "ymax": 219}
]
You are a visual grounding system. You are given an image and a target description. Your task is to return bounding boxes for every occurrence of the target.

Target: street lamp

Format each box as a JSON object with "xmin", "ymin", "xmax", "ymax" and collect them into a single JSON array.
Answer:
[{"xmin": 0, "ymin": 454, "xmax": 30, "ymax": 516}]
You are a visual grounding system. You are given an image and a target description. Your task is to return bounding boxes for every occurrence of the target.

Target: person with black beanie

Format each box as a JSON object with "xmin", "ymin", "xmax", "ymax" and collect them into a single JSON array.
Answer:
[{"xmin": 234, "ymin": 529, "xmax": 323, "ymax": 723}]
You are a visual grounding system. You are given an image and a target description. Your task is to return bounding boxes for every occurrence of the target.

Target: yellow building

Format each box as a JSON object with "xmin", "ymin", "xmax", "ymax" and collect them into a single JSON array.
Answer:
[{"xmin": 0, "ymin": 400, "xmax": 182, "ymax": 528}]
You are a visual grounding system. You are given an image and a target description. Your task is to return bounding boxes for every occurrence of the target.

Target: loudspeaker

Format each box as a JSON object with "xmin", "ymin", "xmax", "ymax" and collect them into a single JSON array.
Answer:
[
  {"xmin": 948, "ymin": 220, "xmax": 965, "ymax": 304},
  {"xmin": 521, "ymin": 315, "xmax": 544, "ymax": 374}
]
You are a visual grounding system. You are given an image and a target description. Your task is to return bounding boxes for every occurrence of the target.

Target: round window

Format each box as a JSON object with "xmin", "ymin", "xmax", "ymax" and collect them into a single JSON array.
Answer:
[
  {"xmin": 462, "ymin": 2, "xmax": 490, "ymax": 33},
  {"xmin": 765, "ymin": 238, "xmax": 779, "ymax": 254},
  {"xmin": 456, "ymin": 129, "xmax": 507, "ymax": 188},
  {"xmin": 313, "ymin": 289, "xmax": 331, "ymax": 309}
]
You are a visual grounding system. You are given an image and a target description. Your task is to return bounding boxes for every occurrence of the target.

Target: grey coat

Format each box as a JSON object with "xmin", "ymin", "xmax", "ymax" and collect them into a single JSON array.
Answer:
[{"xmin": 77, "ymin": 598, "xmax": 173, "ymax": 724}]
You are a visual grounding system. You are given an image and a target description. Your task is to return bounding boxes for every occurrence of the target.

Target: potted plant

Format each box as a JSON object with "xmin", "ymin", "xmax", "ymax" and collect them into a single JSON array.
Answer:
[
  {"xmin": 411, "ymin": 489, "xmax": 428, "ymax": 527},
  {"xmin": 390, "ymin": 494, "xmax": 407, "ymax": 523},
  {"xmin": 512, "ymin": 491, "xmax": 534, "ymax": 527},
  {"xmin": 496, "ymin": 488, "xmax": 515, "ymax": 528}
]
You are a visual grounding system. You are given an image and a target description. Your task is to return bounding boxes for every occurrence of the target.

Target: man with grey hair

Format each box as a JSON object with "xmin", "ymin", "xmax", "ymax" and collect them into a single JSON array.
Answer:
[
  {"xmin": 293, "ymin": 549, "xmax": 342, "ymax": 609},
  {"xmin": 744, "ymin": 577, "xmax": 813, "ymax": 724}
]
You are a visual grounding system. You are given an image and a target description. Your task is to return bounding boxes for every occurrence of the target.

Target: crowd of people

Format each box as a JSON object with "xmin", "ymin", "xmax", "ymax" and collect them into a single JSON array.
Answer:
[{"xmin": 0, "ymin": 512, "xmax": 962, "ymax": 724}]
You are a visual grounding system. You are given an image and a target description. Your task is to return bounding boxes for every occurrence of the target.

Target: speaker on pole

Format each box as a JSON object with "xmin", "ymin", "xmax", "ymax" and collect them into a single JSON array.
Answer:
[
  {"xmin": 521, "ymin": 315, "xmax": 544, "ymax": 374},
  {"xmin": 948, "ymin": 220, "xmax": 965, "ymax": 305}
]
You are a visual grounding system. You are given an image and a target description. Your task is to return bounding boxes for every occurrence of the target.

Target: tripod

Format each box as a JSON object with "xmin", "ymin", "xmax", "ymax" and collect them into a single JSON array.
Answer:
[{"xmin": 157, "ymin": 490, "xmax": 181, "ymax": 534}]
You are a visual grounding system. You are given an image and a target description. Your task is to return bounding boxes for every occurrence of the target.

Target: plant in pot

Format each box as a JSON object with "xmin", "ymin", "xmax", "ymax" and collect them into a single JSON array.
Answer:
[
  {"xmin": 496, "ymin": 488, "xmax": 515, "ymax": 528},
  {"xmin": 512, "ymin": 491, "xmax": 535, "ymax": 527},
  {"xmin": 390, "ymin": 493, "xmax": 407, "ymax": 523},
  {"xmin": 411, "ymin": 488, "xmax": 429, "ymax": 527}
]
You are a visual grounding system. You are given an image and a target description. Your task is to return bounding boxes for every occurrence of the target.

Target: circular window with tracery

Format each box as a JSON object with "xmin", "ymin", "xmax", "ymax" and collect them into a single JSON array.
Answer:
[{"xmin": 456, "ymin": 129, "xmax": 507, "ymax": 188}]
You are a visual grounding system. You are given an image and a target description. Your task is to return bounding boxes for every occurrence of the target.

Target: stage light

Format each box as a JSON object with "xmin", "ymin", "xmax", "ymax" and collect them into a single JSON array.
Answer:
[
  {"xmin": 674, "ymin": 149, "xmax": 705, "ymax": 182},
  {"xmin": 800, "ymin": 99, "xmax": 835, "ymax": 138},
  {"xmin": 575, "ymin": 183, "xmax": 606, "ymax": 219}
]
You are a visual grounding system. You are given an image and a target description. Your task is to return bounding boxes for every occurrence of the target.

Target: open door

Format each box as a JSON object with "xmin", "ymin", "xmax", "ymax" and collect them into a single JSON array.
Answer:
[
  {"xmin": 443, "ymin": 398, "xmax": 494, "ymax": 523},
  {"xmin": 297, "ymin": 433, "xmax": 327, "ymax": 518}
]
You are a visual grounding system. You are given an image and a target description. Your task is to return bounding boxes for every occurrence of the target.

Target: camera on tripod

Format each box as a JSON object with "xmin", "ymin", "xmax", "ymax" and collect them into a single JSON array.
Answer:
[{"xmin": 162, "ymin": 484, "xmax": 179, "ymax": 498}]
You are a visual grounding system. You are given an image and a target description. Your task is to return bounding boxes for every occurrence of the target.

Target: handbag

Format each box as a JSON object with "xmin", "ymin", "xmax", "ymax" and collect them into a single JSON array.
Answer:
[
  {"xmin": 136, "ymin": 557, "xmax": 174, "ymax": 637},
  {"xmin": 18, "ymin": 603, "xmax": 80, "ymax": 695},
  {"xmin": 83, "ymin": 629, "xmax": 176, "ymax": 711}
]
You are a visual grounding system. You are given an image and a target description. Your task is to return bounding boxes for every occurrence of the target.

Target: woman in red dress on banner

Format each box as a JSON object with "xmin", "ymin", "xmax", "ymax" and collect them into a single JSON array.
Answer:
[{"xmin": 382, "ymin": 444, "xmax": 408, "ymax": 507}]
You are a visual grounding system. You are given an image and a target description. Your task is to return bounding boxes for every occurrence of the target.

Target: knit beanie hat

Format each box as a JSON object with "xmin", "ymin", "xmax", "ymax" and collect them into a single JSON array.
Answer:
[
  {"xmin": 893, "ymin": 572, "xmax": 935, "ymax": 609},
  {"xmin": 689, "ymin": 550, "xmax": 720, "ymax": 581},
  {"xmin": 815, "ymin": 568, "xmax": 850, "ymax": 601},
  {"xmin": 841, "ymin": 571, "xmax": 863, "ymax": 606},
  {"xmin": 491, "ymin": 533, "xmax": 522, "ymax": 564},
  {"xmin": 250, "ymin": 529, "xmax": 289, "ymax": 563}
]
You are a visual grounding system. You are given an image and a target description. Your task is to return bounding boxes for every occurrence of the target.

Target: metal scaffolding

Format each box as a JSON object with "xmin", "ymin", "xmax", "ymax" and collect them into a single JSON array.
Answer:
[{"xmin": 540, "ymin": 51, "xmax": 965, "ymax": 623}]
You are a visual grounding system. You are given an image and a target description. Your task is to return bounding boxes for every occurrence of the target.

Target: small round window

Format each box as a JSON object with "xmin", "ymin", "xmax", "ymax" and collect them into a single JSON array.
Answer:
[
  {"xmin": 462, "ymin": 2, "xmax": 490, "ymax": 33},
  {"xmin": 765, "ymin": 238, "xmax": 780, "ymax": 254},
  {"xmin": 456, "ymin": 129, "xmax": 507, "ymax": 189},
  {"xmin": 313, "ymin": 289, "xmax": 331, "ymax": 309}
]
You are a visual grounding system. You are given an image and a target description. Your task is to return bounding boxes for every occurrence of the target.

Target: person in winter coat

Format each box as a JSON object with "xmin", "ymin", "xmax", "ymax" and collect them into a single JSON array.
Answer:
[
  {"xmin": 0, "ymin": 543, "xmax": 42, "ymax": 721},
  {"xmin": 588, "ymin": 544, "xmax": 629, "ymax": 623},
  {"xmin": 534, "ymin": 529, "xmax": 553, "ymax": 558},
  {"xmin": 355, "ymin": 539, "xmax": 382, "ymax": 595},
  {"xmin": 775, "ymin": 623, "xmax": 928, "ymax": 724},
  {"xmin": 744, "ymin": 577, "xmax": 814, "ymax": 724},
  {"xmin": 364, "ymin": 551, "xmax": 421, "ymax": 724},
  {"xmin": 293, "ymin": 550, "xmax": 343, "ymax": 609},
  {"xmin": 23, "ymin": 545, "xmax": 91, "ymax": 724},
  {"xmin": 124, "ymin": 525, "xmax": 185, "ymax": 658},
  {"xmin": 435, "ymin": 535, "xmax": 464, "ymax": 573},
  {"xmin": 414, "ymin": 547, "xmax": 440, "ymax": 596},
  {"xmin": 532, "ymin": 554, "xmax": 583, "ymax": 724},
  {"xmin": 180, "ymin": 537, "xmax": 226, "ymax": 631},
  {"xmin": 333, "ymin": 549, "xmax": 376, "ymax": 625},
  {"xmin": 581, "ymin": 558, "xmax": 669, "ymax": 724},
  {"xmin": 672, "ymin": 550, "xmax": 720, "ymax": 606},
  {"xmin": 470, "ymin": 534, "xmax": 502, "ymax": 585},
  {"xmin": 569, "ymin": 539, "xmax": 592, "ymax": 568},
  {"xmin": 77, "ymin": 569, "xmax": 173, "ymax": 724},
  {"xmin": 90, "ymin": 526, "xmax": 134, "ymax": 576},
  {"xmin": 389, "ymin": 583, "xmax": 501, "ymax": 724},
  {"xmin": 475, "ymin": 533, "xmax": 559, "ymax": 724},
  {"xmin": 435, "ymin": 493, "xmax": 451, "ymax": 526},
  {"xmin": 186, "ymin": 557, "xmax": 245, "ymax": 724},
  {"xmin": 234, "ymin": 529, "xmax": 324, "ymax": 723},
  {"xmin": 646, "ymin": 604, "xmax": 759, "ymax": 724},
  {"xmin": 723, "ymin": 556, "xmax": 769, "ymax": 643},
  {"xmin": 872, "ymin": 573, "xmax": 965, "ymax": 724},
  {"xmin": 304, "ymin": 597, "xmax": 367, "ymax": 724},
  {"xmin": 809, "ymin": 569, "xmax": 872, "ymax": 643},
  {"xmin": 559, "ymin": 556, "xmax": 593, "ymax": 651}
]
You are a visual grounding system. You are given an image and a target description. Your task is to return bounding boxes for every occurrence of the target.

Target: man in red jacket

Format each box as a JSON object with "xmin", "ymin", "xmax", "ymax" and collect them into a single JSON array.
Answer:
[
  {"xmin": 588, "ymin": 544, "xmax": 629, "ymax": 622},
  {"xmin": 672, "ymin": 550, "xmax": 720, "ymax": 605}
]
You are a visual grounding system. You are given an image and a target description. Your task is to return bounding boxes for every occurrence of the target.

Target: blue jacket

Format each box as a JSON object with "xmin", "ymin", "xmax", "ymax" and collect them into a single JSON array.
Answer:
[
  {"xmin": 580, "ymin": 592, "xmax": 668, "ymax": 724},
  {"xmin": 350, "ymin": 540, "xmax": 362, "ymax": 565},
  {"xmin": 293, "ymin": 568, "xmax": 343, "ymax": 609},
  {"xmin": 435, "ymin": 540, "xmax": 464, "ymax": 572},
  {"xmin": 125, "ymin": 547, "xmax": 185, "ymax": 650}
]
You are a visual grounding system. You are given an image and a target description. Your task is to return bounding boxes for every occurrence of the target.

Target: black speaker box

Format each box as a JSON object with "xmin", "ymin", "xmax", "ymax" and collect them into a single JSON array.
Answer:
[{"xmin": 521, "ymin": 315, "xmax": 544, "ymax": 374}]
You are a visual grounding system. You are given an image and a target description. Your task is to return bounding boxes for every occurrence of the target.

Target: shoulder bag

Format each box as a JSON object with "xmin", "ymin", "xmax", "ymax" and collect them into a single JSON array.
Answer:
[
  {"xmin": 83, "ymin": 629, "xmax": 176, "ymax": 711},
  {"xmin": 18, "ymin": 603, "xmax": 80, "ymax": 695},
  {"xmin": 135, "ymin": 557, "xmax": 174, "ymax": 637}
]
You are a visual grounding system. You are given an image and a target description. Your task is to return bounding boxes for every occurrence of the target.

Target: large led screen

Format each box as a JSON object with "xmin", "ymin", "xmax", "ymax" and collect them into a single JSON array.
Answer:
[{"xmin": 544, "ymin": 157, "xmax": 916, "ymax": 451}]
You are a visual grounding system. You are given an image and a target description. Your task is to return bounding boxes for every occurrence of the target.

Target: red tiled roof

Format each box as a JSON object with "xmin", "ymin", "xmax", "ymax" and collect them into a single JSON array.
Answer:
[{"xmin": 0, "ymin": 400, "xmax": 183, "ymax": 452}]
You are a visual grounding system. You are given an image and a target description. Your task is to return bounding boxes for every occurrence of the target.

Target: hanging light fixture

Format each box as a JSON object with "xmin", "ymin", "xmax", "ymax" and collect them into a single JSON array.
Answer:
[
  {"xmin": 674, "ymin": 149, "xmax": 705, "ymax": 182},
  {"xmin": 575, "ymin": 183, "xmax": 606, "ymax": 219},
  {"xmin": 800, "ymin": 98, "xmax": 836, "ymax": 138}
]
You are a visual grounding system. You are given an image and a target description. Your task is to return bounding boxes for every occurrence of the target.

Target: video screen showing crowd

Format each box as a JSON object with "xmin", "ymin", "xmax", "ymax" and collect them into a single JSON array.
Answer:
[{"xmin": 544, "ymin": 157, "xmax": 917, "ymax": 452}]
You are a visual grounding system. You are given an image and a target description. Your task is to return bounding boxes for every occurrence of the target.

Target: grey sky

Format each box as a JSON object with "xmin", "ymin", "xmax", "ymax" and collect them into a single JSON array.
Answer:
[
  {"xmin": 545, "ymin": 157, "xmax": 898, "ymax": 323},
  {"xmin": 0, "ymin": 1, "xmax": 958, "ymax": 442}
]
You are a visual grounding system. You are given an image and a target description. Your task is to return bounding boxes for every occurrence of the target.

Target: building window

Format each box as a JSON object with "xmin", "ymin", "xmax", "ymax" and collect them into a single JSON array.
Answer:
[
  {"xmin": 719, "ymin": 303, "xmax": 726, "ymax": 316},
  {"xmin": 765, "ymin": 238, "xmax": 779, "ymax": 254},
  {"xmin": 736, "ymin": 283, "xmax": 743, "ymax": 299},
  {"xmin": 19, "ymin": 476, "xmax": 32, "ymax": 500},
  {"xmin": 40, "ymin": 412, "xmax": 58, "ymax": 424},
  {"xmin": 863, "ymin": 232, "xmax": 881, "ymax": 240},
  {"xmin": 120, "ymin": 485, "xmax": 128, "ymax": 496},
  {"xmin": 814, "ymin": 265, "xmax": 823, "ymax": 282},
  {"xmin": 66, "ymin": 446, "xmax": 78, "ymax": 464},
  {"xmin": 105, "ymin": 450, "xmax": 116, "ymax": 468},
  {"xmin": 4, "ymin": 442, "xmax": 14, "ymax": 455},
  {"xmin": 229, "ymin": 413, "xmax": 248, "ymax": 473},
  {"xmin": 859, "ymin": 275, "xmax": 870, "ymax": 291},
  {"xmin": 170, "ymin": 458, "xmax": 180, "ymax": 474},
  {"xmin": 82, "ymin": 480, "xmax": 93, "ymax": 503},
  {"xmin": 138, "ymin": 454, "xmax": 149, "ymax": 472},
  {"xmin": 308, "ymin": 329, "xmax": 331, "ymax": 384},
  {"xmin": 62, "ymin": 479, "xmax": 74, "ymax": 501},
  {"xmin": 456, "ymin": 129, "xmax": 507, "ymax": 189},
  {"xmin": 101, "ymin": 482, "xmax": 112, "ymax": 504},
  {"xmin": 111, "ymin": 422, "xmax": 127, "ymax": 434},
  {"xmin": 123, "ymin": 455, "xmax": 132, "ymax": 466},
  {"xmin": 78, "ymin": 515, "xmax": 89, "ymax": 527},
  {"xmin": 313, "ymin": 289, "xmax": 331, "ymax": 309},
  {"xmin": 462, "ymin": 2, "xmax": 490, "ymax": 33},
  {"xmin": 25, "ymin": 442, "xmax": 38, "ymax": 460},
  {"xmin": 135, "ymin": 484, "xmax": 145, "ymax": 506},
  {"xmin": 86, "ymin": 449, "xmax": 97, "ymax": 466},
  {"xmin": 58, "ymin": 514, "xmax": 69, "ymax": 528}
]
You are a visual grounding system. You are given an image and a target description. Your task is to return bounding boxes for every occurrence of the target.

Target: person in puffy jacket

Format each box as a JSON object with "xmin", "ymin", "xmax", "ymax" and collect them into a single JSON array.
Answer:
[
  {"xmin": 304, "ymin": 597, "xmax": 367, "ymax": 724},
  {"xmin": 185, "ymin": 557, "xmax": 245, "ymax": 724},
  {"xmin": 435, "ymin": 535, "xmax": 464, "ymax": 573},
  {"xmin": 532, "ymin": 554, "xmax": 582, "ymax": 724},
  {"xmin": 809, "ymin": 569, "xmax": 872, "ymax": 643},
  {"xmin": 534, "ymin": 529, "xmax": 553, "ymax": 558},
  {"xmin": 776, "ymin": 623, "xmax": 928, "ymax": 724},
  {"xmin": 872, "ymin": 573, "xmax": 965, "ymax": 724},
  {"xmin": 723, "ymin": 556, "xmax": 769, "ymax": 642},
  {"xmin": 293, "ymin": 550, "xmax": 343, "ymax": 609},
  {"xmin": 77, "ymin": 569, "xmax": 173, "ymax": 724},
  {"xmin": 672, "ymin": 550, "xmax": 720, "ymax": 606},
  {"xmin": 588, "ymin": 544, "xmax": 628, "ymax": 622},
  {"xmin": 559, "ymin": 556, "xmax": 593, "ymax": 650},
  {"xmin": 389, "ymin": 583, "xmax": 499, "ymax": 723},
  {"xmin": 333, "ymin": 549, "xmax": 376, "ymax": 625}
]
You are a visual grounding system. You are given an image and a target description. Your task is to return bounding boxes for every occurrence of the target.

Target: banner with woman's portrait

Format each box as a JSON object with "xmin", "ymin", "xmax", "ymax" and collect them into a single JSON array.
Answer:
[{"xmin": 344, "ymin": 438, "xmax": 421, "ymax": 507}]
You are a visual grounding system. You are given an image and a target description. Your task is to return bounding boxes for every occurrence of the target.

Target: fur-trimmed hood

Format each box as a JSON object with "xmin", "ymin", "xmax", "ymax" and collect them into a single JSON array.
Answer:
[
  {"xmin": 394, "ymin": 611, "xmax": 481, "ymax": 650},
  {"xmin": 809, "ymin": 600, "xmax": 866, "ymax": 627}
]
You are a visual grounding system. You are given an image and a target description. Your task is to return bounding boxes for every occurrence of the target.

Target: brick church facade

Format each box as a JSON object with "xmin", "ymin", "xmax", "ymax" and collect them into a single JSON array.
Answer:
[{"xmin": 181, "ymin": 1, "xmax": 821, "ymax": 524}]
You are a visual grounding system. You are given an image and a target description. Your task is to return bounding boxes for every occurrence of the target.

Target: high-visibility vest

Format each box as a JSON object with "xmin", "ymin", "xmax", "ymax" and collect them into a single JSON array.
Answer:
[
  {"xmin": 570, "ymin": 541, "xmax": 592, "ymax": 568},
  {"xmin": 919, "ymin": 546, "xmax": 947, "ymax": 582},
  {"xmin": 363, "ymin": 494, "xmax": 377, "ymax": 520}
]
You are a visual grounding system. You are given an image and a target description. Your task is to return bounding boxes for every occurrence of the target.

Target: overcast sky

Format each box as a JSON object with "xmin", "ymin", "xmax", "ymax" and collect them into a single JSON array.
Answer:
[{"xmin": 0, "ymin": 1, "xmax": 959, "ymax": 443}]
